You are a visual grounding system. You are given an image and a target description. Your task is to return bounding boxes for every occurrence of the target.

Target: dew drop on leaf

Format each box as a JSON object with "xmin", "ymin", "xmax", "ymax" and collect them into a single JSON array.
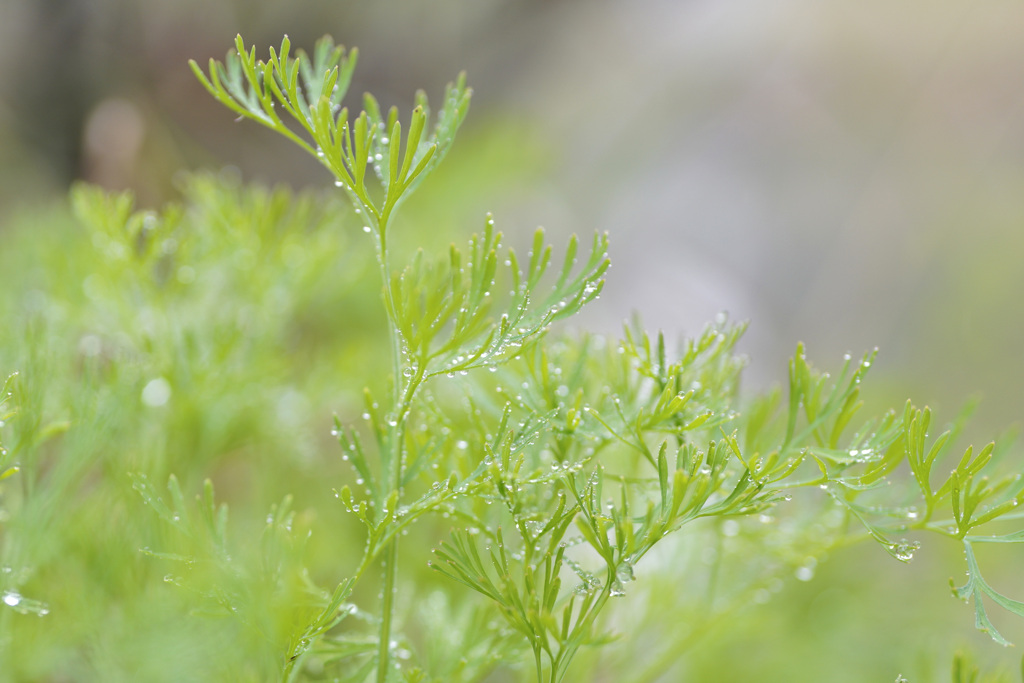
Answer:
[
  {"xmin": 795, "ymin": 559, "xmax": 816, "ymax": 582},
  {"xmin": 141, "ymin": 377, "xmax": 172, "ymax": 407}
]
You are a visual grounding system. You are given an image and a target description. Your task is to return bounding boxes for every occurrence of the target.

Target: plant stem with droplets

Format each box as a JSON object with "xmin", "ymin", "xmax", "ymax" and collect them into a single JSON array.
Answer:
[{"xmin": 374, "ymin": 215, "xmax": 415, "ymax": 683}]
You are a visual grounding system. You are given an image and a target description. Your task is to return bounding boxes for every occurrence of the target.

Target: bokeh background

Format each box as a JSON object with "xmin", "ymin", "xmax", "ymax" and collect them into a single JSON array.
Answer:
[
  {"xmin": 3, "ymin": 0, "xmax": 1024, "ymax": 430},
  {"xmin": 1, "ymin": 0, "xmax": 1023, "ymax": 680}
]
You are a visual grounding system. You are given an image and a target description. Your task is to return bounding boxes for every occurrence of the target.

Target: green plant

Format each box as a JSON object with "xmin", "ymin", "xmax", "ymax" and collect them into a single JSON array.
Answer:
[
  {"xmin": 180, "ymin": 35, "xmax": 1024, "ymax": 681},
  {"xmin": 1, "ymin": 33, "xmax": 1022, "ymax": 683},
  {"xmin": 0, "ymin": 374, "xmax": 47, "ymax": 620}
]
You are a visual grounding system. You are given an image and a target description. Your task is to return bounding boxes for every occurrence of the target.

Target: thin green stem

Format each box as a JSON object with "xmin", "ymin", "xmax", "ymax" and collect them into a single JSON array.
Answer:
[
  {"xmin": 552, "ymin": 589, "xmax": 610, "ymax": 683},
  {"xmin": 374, "ymin": 213, "xmax": 412, "ymax": 683},
  {"xmin": 376, "ymin": 538, "xmax": 400, "ymax": 682}
]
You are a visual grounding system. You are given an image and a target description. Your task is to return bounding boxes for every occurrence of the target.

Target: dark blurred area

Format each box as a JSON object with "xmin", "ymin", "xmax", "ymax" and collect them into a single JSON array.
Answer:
[
  {"xmin": 2, "ymin": 0, "xmax": 1024, "ymax": 431},
  {"xmin": 0, "ymin": 0, "xmax": 556, "ymax": 204}
]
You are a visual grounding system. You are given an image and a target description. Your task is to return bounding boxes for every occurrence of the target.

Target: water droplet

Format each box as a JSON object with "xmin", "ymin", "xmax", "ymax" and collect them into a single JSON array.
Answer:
[
  {"xmin": 795, "ymin": 558, "xmax": 817, "ymax": 582},
  {"xmin": 362, "ymin": 226, "xmax": 372, "ymax": 233},
  {"xmin": 890, "ymin": 540, "xmax": 919, "ymax": 562},
  {"xmin": 141, "ymin": 377, "xmax": 171, "ymax": 407},
  {"xmin": 795, "ymin": 566, "xmax": 815, "ymax": 582}
]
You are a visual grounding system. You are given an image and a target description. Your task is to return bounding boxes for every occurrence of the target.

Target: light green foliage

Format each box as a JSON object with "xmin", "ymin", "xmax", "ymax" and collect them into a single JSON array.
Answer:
[
  {"xmin": 0, "ymin": 375, "xmax": 16, "ymax": 483},
  {"xmin": 0, "ymin": 375, "xmax": 51, "ymax": 620},
  {"xmin": 950, "ymin": 650, "xmax": 1023, "ymax": 683},
  {"xmin": 190, "ymin": 34, "xmax": 470, "ymax": 249},
  {"xmin": 0, "ymin": 33, "xmax": 1022, "ymax": 683}
]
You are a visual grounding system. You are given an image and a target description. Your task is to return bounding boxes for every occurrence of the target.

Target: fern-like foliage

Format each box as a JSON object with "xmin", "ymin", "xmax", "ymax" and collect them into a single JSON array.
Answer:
[
  {"xmin": 191, "ymin": 35, "xmax": 469, "ymax": 246},
  {"xmin": 118, "ymin": 34, "xmax": 1024, "ymax": 683}
]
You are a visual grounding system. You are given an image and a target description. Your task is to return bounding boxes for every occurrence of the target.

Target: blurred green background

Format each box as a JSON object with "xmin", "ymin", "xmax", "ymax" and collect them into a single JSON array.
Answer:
[
  {"xmin": 1, "ymin": 0, "xmax": 1023, "ymax": 680},
  {"xmin": 3, "ymin": 0, "xmax": 1023, "ymax": 430}
]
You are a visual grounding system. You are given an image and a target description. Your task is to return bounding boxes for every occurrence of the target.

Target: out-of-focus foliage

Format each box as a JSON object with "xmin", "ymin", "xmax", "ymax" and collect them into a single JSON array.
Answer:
[{"xmin": 3, "ymin": 174, "xmax": 1022, "ymax": 682}]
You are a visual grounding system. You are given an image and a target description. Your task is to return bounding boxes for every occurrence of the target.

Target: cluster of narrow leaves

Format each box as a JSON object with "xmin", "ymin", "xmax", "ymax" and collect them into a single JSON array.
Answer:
[
  {"xmin": 127, "ymin": 473, "xmax": 332, "ymax": 679},
  {"xmin": 121, "ymin": 34, "xmax": 1024, "ymax": 683},
  {"xmin": 425, "ymin": 321, "xmax": 757, "ymax": 681},
  {"xmin": 391, "ymin": 219, "xmax": 609, "ymax": 382},
  {"xmin": 191, "ymin": 34, "xmax": 470, "ymax": 247},
  {"xmin": 736, "ymin": 345, "xmax": 1024, "ymax": 645}
]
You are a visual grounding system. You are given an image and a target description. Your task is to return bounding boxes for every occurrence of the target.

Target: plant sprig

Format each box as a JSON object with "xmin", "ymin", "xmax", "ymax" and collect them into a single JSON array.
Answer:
[
  {"xmin": 121, "ymin": 34, "xmax": 1024, "ymax": 683},
  {"xmin": 191, "ymin": 35, "xmax": 470, "ymax": 247}
]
